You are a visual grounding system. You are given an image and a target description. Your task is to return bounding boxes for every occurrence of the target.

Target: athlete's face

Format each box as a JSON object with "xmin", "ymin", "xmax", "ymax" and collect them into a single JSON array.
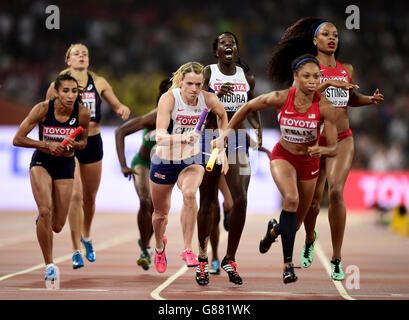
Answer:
[
  {"xmin": 314, "ymin": 23, "xmax": 338, "ymax": 55},
  {"xmin": 179, "ymin": 72, "xmax": 203, "ymax": 103},
  {"xmin": 294, "ymin": 63, "xmax": 321, "ymax": 93},
  {"xmin": 67, "ymin": 45, "xmax": 89, "ymax": 70},
  {"xmin": 215, "ymin": 33, "xmax": 238, "ymax": 63},
  {"xmin": 57, "ymin": 80, "xmax": 79, "ymax": 108}
]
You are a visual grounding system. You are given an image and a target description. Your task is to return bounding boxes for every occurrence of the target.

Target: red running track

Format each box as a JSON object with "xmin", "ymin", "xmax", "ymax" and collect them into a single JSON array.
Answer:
[{"xmin": 0, "ymin": 210, "xmax": 408, "ymax": 301}]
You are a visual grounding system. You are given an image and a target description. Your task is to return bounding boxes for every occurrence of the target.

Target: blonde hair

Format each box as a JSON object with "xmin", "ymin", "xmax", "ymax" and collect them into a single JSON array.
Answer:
[
  {"xmin": 170, "ymin": 62, "xmax": 204, "ymax": 89},
  {"xmin": 65, "ymin": 43, "xmax": 89, "ymax": 64},
  {"xmin": 62, "ymin": 43, "xmax": 96, "ymax": 82}
]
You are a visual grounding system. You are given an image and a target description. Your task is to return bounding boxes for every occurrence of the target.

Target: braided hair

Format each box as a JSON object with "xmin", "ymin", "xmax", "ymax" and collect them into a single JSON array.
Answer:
[{"xmin": 268, "ymin": 17, "xmax": 340, "ymax": 88}]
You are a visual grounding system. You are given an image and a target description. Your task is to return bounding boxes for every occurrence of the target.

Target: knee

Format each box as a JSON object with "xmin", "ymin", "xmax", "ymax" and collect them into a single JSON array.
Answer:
[
  {"xmin": 329, "ymin": 184, "xmax": 344, "ymax": 205},
  {"xmin": 283, "ymin": 194, "xmax": 299, "ymax": 212},
  {"xmin": 153, "ymin": 211, "xmax": 168, "ymax": 224},
  {"xmin": 52, "ymin": 220, "xmax": 66, "ymax": 233},
  {"xmin": 309, "ymin": 198, "xmax": 321, "ymax": 216},
  {"xmin": 71, "ymin": 189, "xmax": 83, "ymax": 205},
  {"xmin": 52, "ymin": 218, "xmax": 66, "ymax": 233},
  {"xmin": 82, "ymin": 193, "xmax": 96, "ymax": 206},
  {"xmin": 182, "ymin": 189, "xmax": 196, "ymax": 206},
  {"xmin": 38, "ymin": 207, "xmax": 52, "ymax": 223},
  {"xmin": 139, "ymin": 198, "xmax": 153, "ymax": 214},
  {"xmin": 232, "ymin": 193, "xmax": 247, "ymax": 209}
]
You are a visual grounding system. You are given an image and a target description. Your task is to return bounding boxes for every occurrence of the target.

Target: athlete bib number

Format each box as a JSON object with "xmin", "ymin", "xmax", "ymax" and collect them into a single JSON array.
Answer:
[{"xmin": 82, "ymin": 92, "xmax": 96, "ymax": 118}]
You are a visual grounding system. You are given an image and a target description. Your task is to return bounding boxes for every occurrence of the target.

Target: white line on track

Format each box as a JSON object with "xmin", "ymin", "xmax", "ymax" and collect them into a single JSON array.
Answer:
[
  {"xmin": 150, "ymin": 231, "xmax": 228, "ymax": 300},
  {"xmin": 20, "ymin": 288, "xmax": 108, "ymax": 292},
  {"xmin": 315, "ymin": 241, "xmax": 355, "ymax": 300},
  {"xmin": 150, "ymin": 266, "xmax": 188, "ymax": 300},
  {"xmin": 0, "ymin": 232, "xmax": 137, "ymax": 282}
]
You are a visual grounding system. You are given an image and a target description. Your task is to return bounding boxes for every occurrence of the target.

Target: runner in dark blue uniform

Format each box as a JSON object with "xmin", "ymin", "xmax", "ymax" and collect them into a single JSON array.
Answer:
[
  {"xmin": 46, "ymin": 43, "xmax": 130, "ymax": 269},
  {"xmin": 14, "ymin": 74, "xmax": 90, "ymax": 282}
]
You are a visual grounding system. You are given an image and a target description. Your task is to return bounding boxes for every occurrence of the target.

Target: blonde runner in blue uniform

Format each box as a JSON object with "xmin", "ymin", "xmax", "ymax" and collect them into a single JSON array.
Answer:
[
  {"xmin": 115, "ymin": 78, "xmax": 171, "ymax": 271},
  {"xmin": 150, "ymin": 62, "xmax": 228, "ymax": 274}
]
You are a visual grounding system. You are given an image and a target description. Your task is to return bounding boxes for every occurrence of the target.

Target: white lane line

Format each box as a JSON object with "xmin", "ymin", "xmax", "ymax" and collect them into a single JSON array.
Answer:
[
  {"xmin": 0, "ymin": 232, "xmax": 137, "ymax": 282},
  {"xmin": 20, "ymin": 288, "xmax": 108, "ymax": 292},
  {"xmin": 150, "ymin": 266, "xmax": 189, "ymax": 300},
  {"xmin": 151, "ymin": 231, "xmax": 228, "ymax": 300},
  {"xmin": 315, "ymin": 241, "xmax": 356, "ymax": 300}
]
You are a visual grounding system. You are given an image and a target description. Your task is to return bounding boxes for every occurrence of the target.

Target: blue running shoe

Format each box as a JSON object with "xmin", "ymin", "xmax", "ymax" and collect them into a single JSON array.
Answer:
[
  {"xmin": 81, "ymin": 236, "xmax": 96, "ymax": 262},
  {"xmin": 45, "ymin": 265, "xmax": 57, "ymax": 281},
  {"xmin": 72, "ymin": 251, "xmax": 84, "ymax": 269},
  {"xmin": 209, "ymin": 259, "xmax": 220, "ymax": 275}
]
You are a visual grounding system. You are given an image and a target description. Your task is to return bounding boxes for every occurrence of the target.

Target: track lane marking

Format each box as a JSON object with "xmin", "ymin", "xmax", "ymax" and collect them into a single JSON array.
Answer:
[
  {"xmin": 315, "ymin": 241, "xmax": 355, "ymax": 300},
  {"xmin": 150, "ymin": 231, "xmax": 228, "ymax": 300},
  {"xmin": 0, "ymin": 232, "xmax": 137, "ymax": 282}
]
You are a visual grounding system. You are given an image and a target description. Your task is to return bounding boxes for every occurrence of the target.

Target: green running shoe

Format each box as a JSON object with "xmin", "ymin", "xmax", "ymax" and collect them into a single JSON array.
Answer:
[
  {"xmin": 137, "ymin": 251, "xmax": 151, "ymax": 270},
  {"xmin": 331, "ymin": 259, "xmax": 345, "ymax": 281},
  {"xmin": 301, "ymin": 230, "xmax": 319, "ymax": 268},
  {"xmin": 137, "ymin": 238, "xmax": 151, "ymax": 271}
]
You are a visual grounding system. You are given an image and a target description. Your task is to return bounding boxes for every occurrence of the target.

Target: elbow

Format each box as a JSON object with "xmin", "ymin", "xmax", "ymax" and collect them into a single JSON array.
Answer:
[
  {"xmin": 12, "ymin": 136, "xmax": 21, "ymax": 147},
  {"xmin": 114, "ymin": 128, "xmax": 123, "ymax": 140},
  {"xmin": 76, "ymin": 142, "xmax": 87, "ymax": 151},
  {"xmin": 328, "ymin": 143, "xmax": 338, "ymax": 157},
  {"xmin": 156, "ymin": 134, "xmax": 165, "ymax": 146}
]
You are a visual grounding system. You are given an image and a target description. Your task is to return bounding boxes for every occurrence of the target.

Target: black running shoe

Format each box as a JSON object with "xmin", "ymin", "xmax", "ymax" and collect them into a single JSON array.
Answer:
[
  {"xmin": 223, "ymin": 209, "xmax": 230, "ymax": 231},
  {"xmin": 196, "ymin": 258, "xmax": 210, "ymax": 286},
  {"xmin": 221, "ymin": 257, "xmax": 242, "ymax": 285},
  {"xmin": 283, "ymin": 264, "xmax": 298, "ymax": 284},
  {"xmin": 259, "ymin": 218, "xmax": 279, "ymax": 254}
]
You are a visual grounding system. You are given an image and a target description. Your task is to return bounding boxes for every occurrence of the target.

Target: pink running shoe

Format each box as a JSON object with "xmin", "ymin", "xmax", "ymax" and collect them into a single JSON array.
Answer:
[
  {"xmin": 154, "ymin": 236, "xmax": 167, "ymax": 273},
  {"xmin": 181, "ymin": 249, "xmax": 199, "ymax": 267}
]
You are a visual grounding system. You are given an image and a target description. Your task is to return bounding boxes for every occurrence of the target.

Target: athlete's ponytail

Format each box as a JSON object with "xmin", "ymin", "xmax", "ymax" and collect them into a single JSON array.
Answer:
[{"xmin": 268, "ymin": 17, "xmax": 340, "ymax": 88}]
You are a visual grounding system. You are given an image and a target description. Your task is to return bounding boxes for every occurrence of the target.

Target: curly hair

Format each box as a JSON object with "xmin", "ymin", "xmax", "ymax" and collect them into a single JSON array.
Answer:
[
  {"xmin": 268, "ymin": 17, "xmax": 340, "ymax": 88},
  {"xmin": 212, "ymin": 31, "xmax": 250, "ymax": 73}
]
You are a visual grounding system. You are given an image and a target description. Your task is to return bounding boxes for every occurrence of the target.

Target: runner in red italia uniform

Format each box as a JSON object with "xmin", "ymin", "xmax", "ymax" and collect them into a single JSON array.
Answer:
[
  {"xmin": 268, "ymin": 17, "xmax": 384, "ymax": 280},
  {"xmin": 213, "ymin": 55, "xmax": 337, "ymax": 283}
]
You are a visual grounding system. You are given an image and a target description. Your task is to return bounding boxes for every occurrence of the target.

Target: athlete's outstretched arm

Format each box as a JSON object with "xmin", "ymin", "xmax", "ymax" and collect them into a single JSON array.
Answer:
[
  {"xmin": 99, "ymin": 77, "xmax": 131, "ymax": 120},
  {"xmin": 115, "ymin": 110, "xmax": 157, "ymax": 176},
  {"xmin": 227, "ymin": 90, "xmax": 288, "ymax": 132},
  {"xmin": 244, "ymin": 73, "xmax": 263, "ymax": 147},
  {"xmin": 343, "ymin": 63, "xmax": 384, "ymax": 107}
]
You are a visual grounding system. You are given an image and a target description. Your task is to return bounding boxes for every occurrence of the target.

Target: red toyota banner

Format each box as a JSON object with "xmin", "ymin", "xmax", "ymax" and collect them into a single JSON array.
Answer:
[{"xmin": 344, "ymin": 171, "xmax": 409, "ymax": 210}]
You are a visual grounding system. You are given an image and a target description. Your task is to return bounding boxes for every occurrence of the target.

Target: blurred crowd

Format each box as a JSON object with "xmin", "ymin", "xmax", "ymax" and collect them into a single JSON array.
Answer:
[{"xmin": 0, "ymin": 0, "xmax": 408, "ymax": 170}]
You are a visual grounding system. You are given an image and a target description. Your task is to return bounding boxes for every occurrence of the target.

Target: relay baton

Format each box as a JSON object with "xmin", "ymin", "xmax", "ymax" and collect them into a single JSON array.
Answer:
[
  {"xmin": 51, "ymin": 126, "xmax": 83, "ymax": 155},
  {"xmin": 206, "ymin": 147, "xmax": 219, "ymax": 172},
  {"xmin": 195, "ymin": 108, "xmax": 208, "ymax": 134}
]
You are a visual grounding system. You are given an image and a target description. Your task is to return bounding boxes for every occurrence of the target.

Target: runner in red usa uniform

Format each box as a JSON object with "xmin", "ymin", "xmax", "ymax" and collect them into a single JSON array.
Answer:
[
  {"xmin": 268, "ymin": 17, "xmax": 384, "ymax": 281},
  {"xmin": 213, "ymin": 54, "xmax": 338, "ymax": 284}
]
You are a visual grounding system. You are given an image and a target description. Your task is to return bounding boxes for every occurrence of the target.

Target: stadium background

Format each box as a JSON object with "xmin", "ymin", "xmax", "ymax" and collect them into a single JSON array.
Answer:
[{"xmin": 0, "ymin": 0, "xmax": 408, "ymax": 212}]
